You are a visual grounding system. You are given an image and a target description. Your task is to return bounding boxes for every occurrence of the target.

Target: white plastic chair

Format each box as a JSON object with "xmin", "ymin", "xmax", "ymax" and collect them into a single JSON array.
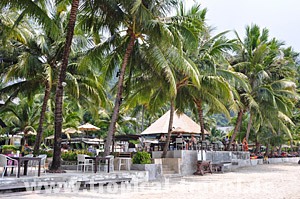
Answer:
[
  {"xmin": 0, "ymin": 154, "xmax": 18, "ymax": 178},
  {"xmin": 77, "ymin": 154, "xmax": 94, "ymax": 172},
  {"xmin": 175, "ymin": 138, "xmax": 185, "ymax": 150},
  {"xmin": 99, "ymin": 155, "xmax": 114, "ymax": 172},
  {"xmin": 23, "ymin": 154, "xmax": 34, "ymax": 171},
  {"xmin": 31, "ymin": 154, "xmax": 47, "ymax": 174}
]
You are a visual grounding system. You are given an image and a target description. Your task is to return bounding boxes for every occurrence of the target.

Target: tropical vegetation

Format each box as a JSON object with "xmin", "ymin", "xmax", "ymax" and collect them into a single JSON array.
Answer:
[{"xmin": 0, "ymin": 0, "xmax": 299, "ymax": 171}]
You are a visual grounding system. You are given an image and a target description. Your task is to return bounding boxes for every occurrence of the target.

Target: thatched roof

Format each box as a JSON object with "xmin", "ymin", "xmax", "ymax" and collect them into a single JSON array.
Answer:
[{"xmin": 141, "ymin": 110, "xmax": 209, "ymax": 135}]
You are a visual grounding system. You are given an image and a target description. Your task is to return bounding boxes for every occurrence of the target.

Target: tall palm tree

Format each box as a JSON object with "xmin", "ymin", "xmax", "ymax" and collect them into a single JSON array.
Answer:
[
  {"xmin": 0, "ymin": 6, "xmax": 59, "ymax": 154},
  {"xmin": 51, "ymin": 0, "xmax": 79, "ymax": 171},
  {"xmin": 230, "ymin": 24, "xmax": 299, "ymax": 150},
  {"xmin": 80, "ymin": 0, "xmax": 205, "ymax": 156}
]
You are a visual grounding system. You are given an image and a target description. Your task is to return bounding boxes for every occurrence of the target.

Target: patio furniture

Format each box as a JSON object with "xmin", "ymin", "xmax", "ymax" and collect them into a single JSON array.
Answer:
[
  {"xmin": 116, "ymin": 152, "xmax": 131, "ymax": 171},
  {"xmin": 194, "ymin": 160, "xmax": 212, "ymax": 176},
  {"xmin": 77, "ymin": 154, "xmax": 94, "ymax": 172},
  {"xmin": 85, "ymin": 156, "xmax": 112, "ymax": 173},
  {"xmin": 0, "ymin": 154, "xmax": 18, "ymax": 178},
  {"xmin": 31, "ymin": 154, "xmax": 47, "ymax": 173},
  {"xmin": 10, "ymin": 156, "xmax": 42, "ymax": 178},
  {"xmin": 175, "ymin": 138, "xmax": 185, "ymax": 150},
  {"xmin": 211, "ymin": 162, "xmax": 232, "ymax": 173},
  {"xmin": 22, "ymin": 154, "xmax": 33, "ymax": 171},
  {"xmin": 102, "ymin": 155, "xmax": 114, "ymax": 172}
]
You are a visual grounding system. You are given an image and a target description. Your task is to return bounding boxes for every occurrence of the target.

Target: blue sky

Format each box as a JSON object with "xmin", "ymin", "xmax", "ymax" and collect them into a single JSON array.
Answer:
[{"xmin": 185, "ymin": 0, "xmax": 300, "ymax": 52}]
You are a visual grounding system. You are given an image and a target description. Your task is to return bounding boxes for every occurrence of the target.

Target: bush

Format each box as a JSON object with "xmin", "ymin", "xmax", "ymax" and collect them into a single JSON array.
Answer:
[
  {"xmin": 2, "ymin": 145, "xmax": 19, "ymax": 152},
  {"xmin": 39, "ymin": 150, "xmax": 53, "ymax": 157},
  {"xmin": 61, "ymin": 151, "xmax": 77, "ymax": 161},
  {"xmin": 132, "ymin": 151, "xmax": 151, "ymax": 164},
  {"xmin": 61, "ymin": 150, "xmax": 93, "ymax": 161}
]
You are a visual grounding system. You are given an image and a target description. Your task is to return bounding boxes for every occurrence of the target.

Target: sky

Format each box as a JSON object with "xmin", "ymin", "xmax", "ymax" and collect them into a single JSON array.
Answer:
[{"xmin": 185, "ymin": 0, "xmax": 300, "ymax": 52}]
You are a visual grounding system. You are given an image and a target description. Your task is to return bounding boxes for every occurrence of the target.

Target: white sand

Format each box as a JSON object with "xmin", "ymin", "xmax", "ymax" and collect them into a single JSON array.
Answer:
[{"xmin": 3, "ymin": 163, "xmax": 300, "ymax": 199}]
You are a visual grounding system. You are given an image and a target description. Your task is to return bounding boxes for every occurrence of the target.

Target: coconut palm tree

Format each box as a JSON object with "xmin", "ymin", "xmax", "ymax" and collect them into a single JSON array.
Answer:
[
  {"xmin": 80, "ymin": 0, "xmax": 206, "ymax": 156},
  {"xmin": 230, "ymin": 24, "xmax": 299, "ymax": 150},
  {"xmin": 0, "ymin": 0, "xmax": 95, "ymax": 170},
  {"xmin": 0, "ymin": 97, "xmax": 39, "ymax": 143},
  {"xmin": 51, "ymin": 0, "xmax": 79, "ymax": 171}
]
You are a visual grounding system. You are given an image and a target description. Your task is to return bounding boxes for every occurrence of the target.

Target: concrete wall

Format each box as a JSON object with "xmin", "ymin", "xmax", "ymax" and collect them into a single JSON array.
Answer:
[
  {"xmin": 153, "ymin": 150, "xmax": 300, "ymax": 178},
  {"xmin": 152, "ymin": 150, "xmax": 183, "ymax": 159},
  {"xmin": 206, "ymin": 151, "xmax": 233, "ymax": 163},
  {"xmin": 267, "ymin": 157, "xmax": 299, "ymax": 164},
  {"xmin": 131, "ymin": 164, "xmax": 162, "ymax": 181},
  {"xmin": 180, "ymin": 150, "xmax": 198, "ymax": 175}
]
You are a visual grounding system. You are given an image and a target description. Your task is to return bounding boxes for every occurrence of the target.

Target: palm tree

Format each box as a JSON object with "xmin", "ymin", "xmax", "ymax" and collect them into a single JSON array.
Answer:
[
  {"xmin": 1, "ymin": 1, "xmax": 105, "ymax": 170},
  {"xmin": 51, "ymin": 0, "xmax": 79, "ymax": 171},
  {"xmin": 230, "ymin": 24, "xmax": 299, "ymax": 150},
  {"xmin": 0, "ymin": 6, "xmax": 58, "ymax": 154},
  {"xmin": 80, "ymin": 0, "xmax": 206, "ymax": 156},
  {"xmin": 0, "ymin": 97, "xmax": 39, "ymax": 143}
]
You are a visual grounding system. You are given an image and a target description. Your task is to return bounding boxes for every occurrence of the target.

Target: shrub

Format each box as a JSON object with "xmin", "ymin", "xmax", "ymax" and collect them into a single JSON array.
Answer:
[
  {"xmin": 39, "ymin": 150, "xmax": 53, "ymax": 157},
  {"xmin": 132, "ymin": 151, "xmax": 151, "ymax": 164},
  {"xmin": 61, "ymin": 151, "xmax": 77, "ymax": 161},
  {"xmin": 61, "ymin": 150, "xmax": 93, "ymax": 161},
  {"xmin": 2, "ymin": 145, "xmax": 19, "ymax": 152}
]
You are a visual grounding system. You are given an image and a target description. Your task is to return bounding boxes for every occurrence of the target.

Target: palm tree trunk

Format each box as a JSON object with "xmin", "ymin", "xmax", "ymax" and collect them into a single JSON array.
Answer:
[
  {"xmin": 33, "ymin": 80, "xmax": 51, "ymax": 155},
  {"xmin": 162, "ymin": 100, "xmax": 175, "ymax": 158},
  {"xmin": 104, "ymin": 33, "xmax": 136, "ymax": 156},
  {"xmin": 277, "ymin": 130, "xmax": 282, "ymax": 155},
  {"xmin": 254, "ymin": 140, "xmax": 260, "ymax": 154},
  {"xmin": 141, "ymin": 105, "xmax": 145, "ymax": 132},
  {"xmin": 227, "ymin": 110, "xmax": 243, "ymax": 151},
  {"xmin": 265, "ymin": 143, "xmax": 270, "ymax": 157},
  {"xmin": 50, "ymin": 0, "xmax": 79, "ymax": 171},
  {"xmin": 195, "ymin": 100, "xmax": 205, "ymax": 141},
  {"xmin": 290, "ymin": 139, "xmax": 293, "ymax": 152},
  {"xmin": 245, "ymin": 112, "xmax": 252, "ymax": 142}
]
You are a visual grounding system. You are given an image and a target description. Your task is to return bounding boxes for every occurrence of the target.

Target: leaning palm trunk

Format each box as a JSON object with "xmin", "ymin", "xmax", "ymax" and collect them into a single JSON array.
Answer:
[
  {"xmin": 33, "ymin": 80, "xmax": 51, "ymax": 155},
  {"xmin": 195, "ymin": 100, "xmax": 205, "ymax": 141},
  {"xmin": 104, "ymin": 34, "xmax": 136, "ymax": 156},
  {"xmin": 141, "ymin": 105, "xmax": 145, "ymax": 132},
  {"xmin": 277, "ymin": 130, "xmax": 282, "ymax": 155},
  {"xmin": 227, "ymin": 110, "xmax": 243, "ymax": 151},
  {"xmin": 290, "ymin": 139, "xmax": 293, "ymax": 152},
  {"xmin": 265, "ymin": 144, "xmax": 270, "ymax": 157},
  {"xmin": 50, "ymin": 0, "xmax": 79, "ymax": 171},
  {"xmin": 245, "ymin": 112, "xmax": 252, "ymax": 142},
  {"xmin": 162, "ymin": 100, "xmax": 175, "ymax": 158},
  {"xmin": 254, "ymin": 140, "xmax": 260, "ymax": 154}
]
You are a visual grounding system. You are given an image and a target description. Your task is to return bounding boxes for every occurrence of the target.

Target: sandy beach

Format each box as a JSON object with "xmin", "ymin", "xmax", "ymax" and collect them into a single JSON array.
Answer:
[{"xmin": 2, "ymin": 163, "xmax": 300, "ymax": 199}]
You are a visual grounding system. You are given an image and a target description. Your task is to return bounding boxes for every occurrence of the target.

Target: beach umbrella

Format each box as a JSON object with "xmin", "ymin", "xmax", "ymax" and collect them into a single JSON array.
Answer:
[
  {"xmin": 63, "ymin": 127, "xmax": 82, "ymax": 140},
  {"xmin": 45, "ymin": 135, "xmax": 54, "ymax": 140},
  {"xmin": 17, "ymin": 131, "xmax": 37, "ymax": 135},
  {"xmin": 63, "ymin": 127, "xmax": 82, "ymax": 135},
  {"xmin": 78, "ymin": 123, "xmax": 100, "ymax": 131}
]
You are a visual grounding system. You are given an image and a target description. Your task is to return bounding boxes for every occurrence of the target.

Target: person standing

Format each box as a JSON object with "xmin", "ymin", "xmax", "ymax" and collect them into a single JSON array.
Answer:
[
  {"xmin": 242, "ymin": 137, "xmax": 249, "ymax": 151},
  {"xmin": 189, "ymin": 134, "xmax": 197, "ymax": 150}
]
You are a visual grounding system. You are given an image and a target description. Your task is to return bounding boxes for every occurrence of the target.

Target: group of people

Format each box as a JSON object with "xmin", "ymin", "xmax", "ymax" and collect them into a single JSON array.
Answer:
[
  {"xmin": 156, "ymin": 133, "xmax": 249, "ymax": 151},
  {"xmin": 158, "ymin": 132, "xmax": 198, "ymax": 150},
  {"xmin": 223, "ymin": 136, "xmax": 249, "ymax": 151}
]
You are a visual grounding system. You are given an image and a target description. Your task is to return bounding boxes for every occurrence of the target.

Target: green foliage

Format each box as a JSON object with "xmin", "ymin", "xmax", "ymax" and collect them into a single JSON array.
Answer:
[
  {"xmin": 132, "ymin": 151, "xmax": 151, "ymax": 164},
  {"xmin": 129, "ymin": 140, "xmax": 139, "ymax": 145},
  {"xmin": 2, "ymin": 145, "xmax": 19, "ymax": 152},
  {"xmin": 61, "ymin": 151, "xmax": 77, "ymax": 161},
  {"xmin": 39, "ymin": 149, "xmax": 53, "ymax": 157},
  {"xmin": 61, "ymin": 150, "xmax": 93, "ymax": 161}
]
